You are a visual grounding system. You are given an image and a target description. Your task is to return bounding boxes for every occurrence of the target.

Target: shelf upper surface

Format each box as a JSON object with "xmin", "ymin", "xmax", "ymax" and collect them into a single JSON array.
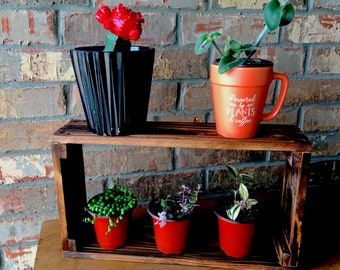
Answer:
[{"xmin": 51, "ymin": 120, "xmax": 312, "ymax": 152}]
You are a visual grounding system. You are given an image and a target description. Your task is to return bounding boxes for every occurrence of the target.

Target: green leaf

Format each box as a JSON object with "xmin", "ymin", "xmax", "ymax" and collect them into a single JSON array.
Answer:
[
  {"xmin": 241, "ymin": 43, "xmax": 257, "ymax": 49},
  {"xmin": 225, "ymin": 165, "xmax": 239, "ymax": 180},
  {"xmin": 264, "ymin": 0, "xmax": 283, "ymax": 32},
  {"xmin": 226, "ymin": 39, "xmax": 241, "ymax": 52},
  {"xmin": 264, "ymin": 0, "xmax": 295, "ymax": 32},
  {"xmin": 194, "ymin": 31, "xmax": 222, "ymax": 55},
  {"xmin": 239, "ymin": 183, "xmax": 249, "ymax": 201},
  {"xmin": 218, "ymin": 57, "xmax": 243, "ymax": 74},
  {"xmin": 279, "ymin": 3, "xmax": 295, "ymax": 26},
  {"xmin": 240, "ymin": 173, "xmax": 254, "ymax": 184},
  {"xmin": 194, "ymin": 33, "xmax": 210, "ymax": 54},
  {"xmin": 247, "ymin": 198, "xmax": 258, "ymax": 206},
  {"xmin": 227, "ymin": 204, "xmax": 241, "ymax": 221},
  {"xmin": 209, "ymin": 31, "xmax": 222, "ymax": 39}
]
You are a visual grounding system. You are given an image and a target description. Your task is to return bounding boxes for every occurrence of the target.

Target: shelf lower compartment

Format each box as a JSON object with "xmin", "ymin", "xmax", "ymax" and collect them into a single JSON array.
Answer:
[{"xmin": 62, "ymin": 198, "xmax": 289, "ymax": 269}]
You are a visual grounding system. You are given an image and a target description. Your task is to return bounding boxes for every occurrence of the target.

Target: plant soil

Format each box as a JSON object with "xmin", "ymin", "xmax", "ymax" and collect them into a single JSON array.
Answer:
[{"xmin": 214, "ymin": 196, "xmax": 261, "ymax": 224}]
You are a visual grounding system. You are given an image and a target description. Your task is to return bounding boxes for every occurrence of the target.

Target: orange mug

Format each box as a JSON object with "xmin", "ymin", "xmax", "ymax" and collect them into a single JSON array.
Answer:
[{"xmin": 210, "ymin": 60, "xmax": 288, "ymax": 138}]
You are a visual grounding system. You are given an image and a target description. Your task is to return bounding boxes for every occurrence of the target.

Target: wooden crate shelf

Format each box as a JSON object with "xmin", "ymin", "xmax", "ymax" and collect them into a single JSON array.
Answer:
[{"xmin": 51, "ymin": 120, "xmax": 312, "ymax": 269}]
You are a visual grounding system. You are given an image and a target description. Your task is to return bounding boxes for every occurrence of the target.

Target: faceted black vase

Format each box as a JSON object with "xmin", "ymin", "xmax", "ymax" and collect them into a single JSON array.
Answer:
[{"xmin": 70, "ymin": 46, "xmax": 155, "ymax": 136}]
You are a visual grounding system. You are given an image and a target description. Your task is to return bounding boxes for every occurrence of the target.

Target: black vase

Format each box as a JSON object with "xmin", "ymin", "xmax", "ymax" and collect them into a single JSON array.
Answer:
[{"xmin": 70, "ymin": 46, "xmax": 155, "ymax": 136}]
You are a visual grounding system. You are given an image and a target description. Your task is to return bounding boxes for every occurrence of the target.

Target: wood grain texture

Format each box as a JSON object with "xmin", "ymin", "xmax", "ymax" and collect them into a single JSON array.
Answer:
[
  {"xmin": 51, "ymin": 120, "xmax": 312, "ymax": 152},
  {"xmin": 50, "ymin": 121, "xmax": 313, "ymax": 268}
]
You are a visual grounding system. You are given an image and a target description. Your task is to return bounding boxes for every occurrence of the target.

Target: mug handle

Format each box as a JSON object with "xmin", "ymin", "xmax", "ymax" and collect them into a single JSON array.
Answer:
[{"xmin": 262, "ymin": 73, "xmax": 289, "ymax": 121}]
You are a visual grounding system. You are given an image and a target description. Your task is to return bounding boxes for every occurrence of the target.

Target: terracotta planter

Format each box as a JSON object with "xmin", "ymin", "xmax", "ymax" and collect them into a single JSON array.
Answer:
[
  {"xmin": 210, "ymin": 59, "xmax": 288, "ymax": 138},
  {"xmin": 147, "ymin": 201, "xmax": 190, "ymax": 255},
  {"xmin": 214, "ymin": 199, "xmax": 255, "ymax": 258},
  {"xmin": 90, "ymin": 213, "xmax": 129, "ymax": 250},
  {"xmin": 70, "ymin": 46, "xmax": 155, "ymax": 136}
]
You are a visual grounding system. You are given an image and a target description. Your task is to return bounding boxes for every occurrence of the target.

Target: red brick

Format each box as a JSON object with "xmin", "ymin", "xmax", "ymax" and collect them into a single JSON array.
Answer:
[
  {"xmin": 62, "ymin": 11, "xmax": 104, "ymax": 46},
  {"xmin": 308, "ymin": 47, "xmax": 340, "ymax": 74},
  {"xmin": 148, "ymin": 83, "xmax": 178, "ymax": 112},
  {"xmin": 177, "ymin": 148, "xmax": 265, "ymax": 169},
  {"xmin": 313, "ymin": 0, "xmax": 340, "ymax": 10},
  {"xmin": 2, "ymin": 245, "xmax": 37, "ymax": 270},
  {"xmin": 265, "ymin": 107, "xmax": 299, "ymax": 125},
  {"xmin": 0, "ymin": 215, "xmax": 57, "ymax": 246},
  {"xmin": 212, "ymin": 0, "xmax": 268, "ymax": 9},
  {"xmin": 286, "ymin": 78, "xmax": 340, "ymax": 105},
  {"xmin": 0, "ymin": 120, "xmax": 67, "ymax": 152},
  {"xmin": 0, "ymin": 49, "xmax": 23, "ymax": 83},
  {"xmin": 131, "ymin": 171, "xmax": 204, "ymax": 200},
  {"xmin": 70, "ymin": 84, "xmax": 86, "ymax": 117},
  {"xmin": 0, "ymin": 185, "xmax": 57, "ymax": 215},
  {"xmin": 183, "ymin": 82, "xmax": 213, "ymax": 111},
  {"xmin": 303, "ymin": 107, "xmax": 340, "ymax": 132},
  {"xmin": 0, "ymin": 86, "xmax": 66, "ymax": 119},
  {"xmin": 148, "ymin": 112, "xmax": 208, "ymax": 123},
  {"xmin": 0, "ymin": 48, "xmax": 75, "ymax": 83},
  {"xmin": 4, "ymin": 0, "xmax": 88, "ymax": 4},
  {"xmin": 153, "ymin": 49, "xmax": 208, "ymax": 80},
  {"xmin": 137, "ymin": 13, "xmax": 176, "ymax": 46},
  {"xmin": 85, "ymin": 179, "xmax": 105, "ymax": 201},
  {"xmin": 83, "ymin": 147, "xmax": 173, "ymax": 176},
  {"xmin": 208, "ymin": 164, "xmax": 284, "ymax": 193},
  {"xmin": 213, "ymin": 0, "xmax": 306, "ymax": 9},
  {"xmin": 0, "ymin": 154, "xmax": 53, "ymax": 185},
  {"xmin": 181, "ymin": 12, "xmax": 278, "ymax": 45},
  {"xmin": 308, "ymin": 133, "xmax": 340, "ymax": 157},
  {"xmin": 20, "ymin": 49, "xmax": 74, "ymax": 82},
  {"xmin": 255, "ymin": 47, "xmax": 305, "ymax": 75},
  {"xmin": 63, "ymin": 11, "xmax": 176, "ymax": 47},
  {"xmin": 285, "ymin": 14, "xmax": 340, "ymax": 43},
  {"xmin": 0, "ymin": 10, "xmax": 57, "ymax": 45},
  {"xmin": 99, "ymin": 0, "xmax": 206, "ymax": 9}
]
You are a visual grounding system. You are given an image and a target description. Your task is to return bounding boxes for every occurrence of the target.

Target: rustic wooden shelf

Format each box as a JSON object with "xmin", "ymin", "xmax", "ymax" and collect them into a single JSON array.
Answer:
[{"xmin": 51, "ymin": 120, "xmax": 312, "ymax": 269}]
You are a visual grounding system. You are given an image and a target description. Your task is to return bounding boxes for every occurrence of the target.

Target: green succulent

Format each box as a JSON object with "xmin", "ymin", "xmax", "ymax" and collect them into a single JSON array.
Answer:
[
  {"xmin": 84, "ymin": 181, "xmax": 137, "ymax": 233},
  {"xmin": 195, "ymin": 0, "xmax": 295, "ymax": 74}
]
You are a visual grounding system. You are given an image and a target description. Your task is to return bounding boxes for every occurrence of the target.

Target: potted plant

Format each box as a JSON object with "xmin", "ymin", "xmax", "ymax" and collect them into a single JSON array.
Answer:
[
  {"xmin": 147, "ymin": 184, "xmax": 201, "ymax": 255},
  {"xmin": 214, "ymin": 165, "xmax": 260, "ymax": 258},
  {"xmin": 83, "ymin": 181, "xmax": 138, "ymax": 250},
  {"xmin": 195, "ymin": 0, "xmax": 295, "ymax": 138},
  {"xmin": 70, "ymin": 3, "xmax": 155, "ymax": 136}
]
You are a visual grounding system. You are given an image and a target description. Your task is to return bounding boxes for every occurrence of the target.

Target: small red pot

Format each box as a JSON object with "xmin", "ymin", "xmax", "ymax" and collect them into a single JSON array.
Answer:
[
  {"xmin": 92, "ymin": 215, "xmax": 129, "ymax": 250},
  {"xmin": 148, "ymin": 209, "xmax": 190, "ymax": 255},
  {"xmin": 215, "ymin": 211, "xmax": 255, "ymax": 258}
]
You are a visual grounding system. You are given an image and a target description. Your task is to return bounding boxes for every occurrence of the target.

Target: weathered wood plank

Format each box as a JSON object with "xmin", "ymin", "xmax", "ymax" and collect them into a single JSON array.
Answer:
[
  {"xmin": 51, "ymin": 120, "xmax": 312, "ymax": 152},
  {"xmin": 51, "ymin": 120, "xmax": 312, "ymax": 268}
]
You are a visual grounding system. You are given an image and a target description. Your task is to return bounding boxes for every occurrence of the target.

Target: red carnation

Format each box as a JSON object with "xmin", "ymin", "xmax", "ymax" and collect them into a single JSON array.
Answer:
[{"xmin": 96, "ymin": 4, "xmax": 144, "ymax": 41}]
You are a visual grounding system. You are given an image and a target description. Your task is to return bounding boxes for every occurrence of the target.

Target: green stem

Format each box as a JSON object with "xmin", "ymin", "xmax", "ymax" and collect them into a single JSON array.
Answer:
[
  {"xmin": 242, "ymin": 25, "xmax": 269, "ymax": 64},
  {"xmin": 254, "ymin": 25, "xmax": 269, "ymax": 47},
  {"xmin": 212, "ymin": 40, "xmax": 224, "ymax": 58},
  {"xmin": 103, "ymin": 33, "xmax": 118, "ymax": 52}
]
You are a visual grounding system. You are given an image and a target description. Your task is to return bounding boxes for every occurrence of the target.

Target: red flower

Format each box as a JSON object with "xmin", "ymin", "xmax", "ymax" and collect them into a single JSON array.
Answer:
[{"xmin": 96, "ymin": 4, "xmax": 144, "ymax": 41}]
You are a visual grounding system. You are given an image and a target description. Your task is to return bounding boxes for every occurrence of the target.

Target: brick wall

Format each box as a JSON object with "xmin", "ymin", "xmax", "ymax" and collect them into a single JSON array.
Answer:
[{"xmin": 0, "ymin": 0, "xmax": 339, "ymax": 268}]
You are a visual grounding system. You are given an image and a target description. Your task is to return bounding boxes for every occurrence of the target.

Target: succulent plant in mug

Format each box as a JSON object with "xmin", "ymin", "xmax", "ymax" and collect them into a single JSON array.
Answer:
[{"xmin": 195, "ymin": 0, "xmax": 295, "ymax": 74}]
